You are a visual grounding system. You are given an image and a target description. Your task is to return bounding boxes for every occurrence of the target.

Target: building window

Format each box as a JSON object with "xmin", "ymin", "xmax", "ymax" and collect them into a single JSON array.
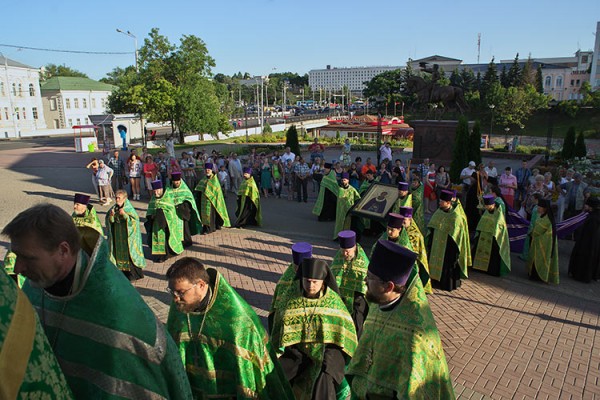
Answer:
[
  {"xmin": 571, "ymin": 79, "xmax": 575, "ymax": 86},
  {"xmin": 582, "ymin": 55, "xmax": 588, "ymax": 63},
  {"xmin": 545, "ymin": 76, "xmax": 552, "ymax": 87},
  {"xmin": 76, "ymin": 118, "xmax": 81, "ymax": 126},
  {"xmin": 22, "ymin": 108, "xmax": 26, "ymax": 119},
  {"xmin": 576, "ymin": 79, "xmax": 580, "ymax": 86},
  {"xmin": 68, "ymin": 119, "xmax": 73, "ymax": 127},
  {"xmin": 15, "ymin": 108, "xmax": 20, "ymax": 120},
  {"xmin": 83, "ymin": 98, "xmax": 87, "ymax": 108},
  {"xmin": 49, "ymin": 98, "xmax": 57, "ymax": 111},
  {"xmin": 0, "ymin": 81, "xmax": 4, "ymax": 95},
  {"xmin": 32, "ymin": 107, "xmax": 38, "ymax": 119},
  {"xmin": 53, "ymin": 119, "xmax": 60, "ymax": 129},
  {"xmin": 29, "ymin": 84, "xmax": 35, "ymax": 96},
  {"xmin": 556, "ymin": 76, "xmax": 563, "ymax": 88},
  {"xmin": 74, "ymin": 98, "xmax": 79, "ymax": 108},
  {"xmin": 18, "ymin": 83, "xmax": 22, "ymax": 96},
  {"xmin": 92, "ymin": 98, "xmax": 96, "ymax": 108},
  {"xmin": 12, "ymin": 83, "xmax": 16, "ymax": 96},
  {"xmin": 65, "ymin": 99, "xmax": 71, "ymax": 109},
  {"xmin": 4, "ymin": 108, "xmax": 8, "ymax": 119}
]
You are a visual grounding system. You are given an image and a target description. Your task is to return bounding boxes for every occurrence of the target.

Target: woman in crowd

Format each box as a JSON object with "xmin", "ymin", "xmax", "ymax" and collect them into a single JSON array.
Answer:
[
  {"xmin": 260, "ymin": 157, "xmax": 272, "ymax": 198},
  {"xmin": 524, "ymin": 174, "xmax": 549, "ymax": 219},
  {"xmin": 377, "ymin": 161, "xmax": 392, "ymax": 184},
  {"xmin": 86, "ymin": 157, "xmax": 100, "ymax": 201},
  {"xmin": 349, "ymin": 162, "xmax": 360, "ymax": 190},
  {"xmin": 310, "ymin": 157, "xmax": 323, "ymax": 194},
  {"xmin": 127, "ymin": 153, "xmax": 142, "ymax": 200},
  {"xmin": 272, "ymin": 158, "xmax": 284, "ymax": 198},
  {"xmin": 435, "ymin": 165, "xmax": 451, "ymax": 202},
  {"xmin": 423, "ymin": 163, "xmax": 437, "ymax": 214},
  {"xmin": 143, "ymin": 155, "xmax": 159, "ymax": 199}
]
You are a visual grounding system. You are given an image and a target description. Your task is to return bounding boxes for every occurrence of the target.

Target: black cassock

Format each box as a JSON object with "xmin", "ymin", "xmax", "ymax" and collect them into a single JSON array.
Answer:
[
  {"xmin": 235, "ymin": 195, "xmax": 258, "ymax": 228},
  {"xmin": 471, "ymin": 236, "xmax": 502, "ymax": 276},
  {"xmin": 426, "ymin": 230, "xmax": 462, "ymax": 291},
  {"xmin": 175, "ymin": 201, "xmax": 194, "ymax": 247},
  {"xmin": 568, "ymin": 210, "xmax": 600, "ymax": 283},
  {"xmin": 318, "ymin": 188, "xmax": 337, "ymax": 222}
]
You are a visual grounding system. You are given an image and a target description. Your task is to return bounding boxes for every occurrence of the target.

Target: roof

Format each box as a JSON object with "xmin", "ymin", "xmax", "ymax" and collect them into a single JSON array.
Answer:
[
  {"xmin": 412, "ymin": 55, "xmax": 463, "ymax": 63},
  {"xmin": 40, "ymin": 77, "xmax": 116, "ymax": 92},
  {"xmin": 0, "ymin": 56, "xmax": 36, "ymax": 69}
]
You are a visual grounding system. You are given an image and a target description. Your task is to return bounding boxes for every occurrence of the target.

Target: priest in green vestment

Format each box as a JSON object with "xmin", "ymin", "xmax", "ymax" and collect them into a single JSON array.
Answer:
[
  {"xmin": 2, "ymin": 203, "xmax": 192, "ymax": 399},
  {"xmin": 3, "ymin": 250, "xmax": 26, "ymax": 287},
  {"xmin": 313, "ymin": 163, "xmax": 339, "ymax": 222},
  {"xmin": 271, "ymin": 258, "xmax": 358, "ymax": 400},
  {"xmin": 71, "ymin": 193, "xmax": 104, "ymax": 255},
  {"xmin": 165, "ymin": 257, "xmax": 294, "ymax": 399},
  {"xmin": 235, "ymin": 167, "xmax": 262, "ymax": 228},
  {"xmin": 390, "ymin": 181, "xmax": 412, "ymax": 214},
  {"xmin": 194, "ymin": 163, "xmax": 231, "ymax": 234},
  {"xmin": 333, "ymin": 172, "xmax": 361, "ymax": 239},
  {"xmin": 169, "ymin": 171, "xmax": 202, "ymax": 248},
  {"xmin": 472, "ymin": 195, "xmax": 511, "ymax": 277},
  {"xmin": 106, "ymin": 189, "xmax": 146, "ymax": 281},
  {"xmin": 0, "ymin": 268, "xmax": 74, "ymax": 399},
  {"xmin": 346, "ymin": 240, "xmax": 455, "ymax": 399},
  {"xmin": 426, "ymin": 190, "xmax": 471, "ymax": 291},
  {"xmin": 330, "ymin": 230, "xmax": 369, "ymax": 338},
  {"xmin": 398, "ymin": 206, "xmax": 433, "ymax": 294},
  {"xmin": 145, "ymin": 179, "xmax": 184, "ymax": 263},
  {"xmin": 527, "ymin": 199, "xmax": 559, "ymax": 284},
  {"xmin": 409, "ymin": 174, "xmax": 426, "ymax": 234},
  {"xmin": 269, "ymin": 242, "xmax": 313, "ymax": 332},
  {"xmin": 358, "ymin": 169, "xmax": 378, "ymax": 195},
  {"xmin": 520, "ymin": 193, "xmax": 541, "ymax": 261}
]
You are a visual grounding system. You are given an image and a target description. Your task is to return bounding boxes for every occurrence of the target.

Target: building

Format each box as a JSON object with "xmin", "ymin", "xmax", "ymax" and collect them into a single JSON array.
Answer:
[
  {"xmin": 40, "ymin": 77, "xmax": 115, "ymax": 129},
  {"xmin": 0, "ymin": 56, "xmax": 47, "ymax": 138},
  {"xmin": 408, "ymin": 55, "xmax": 463, "ymax": 73},
  {"xmin": 591, "ymin": 21, "xmax": 600, "ymax": 91},
  {"xmin": 308, "ymin": 65, "xmax": 401, "ymax": 93}
]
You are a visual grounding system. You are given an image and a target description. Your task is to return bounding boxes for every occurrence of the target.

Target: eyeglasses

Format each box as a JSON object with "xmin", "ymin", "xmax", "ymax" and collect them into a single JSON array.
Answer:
[{"xmin": 166, "ymin": 282, "xmax": 198, "ymax": 298}]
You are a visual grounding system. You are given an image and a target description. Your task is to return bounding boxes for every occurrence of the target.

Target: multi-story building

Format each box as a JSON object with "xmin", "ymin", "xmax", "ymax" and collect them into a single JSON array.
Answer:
[
  {"xmin": 0, "ymin": 56, "xmax": 47, "ymax": 138},
  {"xmin": 40, "ymin": 77, "xmax": 114, "ymax": 129},
  {"xmin": 308, "ymin": 65, "xmax": 401, "ymax": 93}
]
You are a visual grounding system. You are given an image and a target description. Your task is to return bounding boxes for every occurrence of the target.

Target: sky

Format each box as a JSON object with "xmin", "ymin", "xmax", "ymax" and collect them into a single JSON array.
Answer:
[{"xmin": 2, "ymin": 0, "xmax": 599, "ymax": 81}]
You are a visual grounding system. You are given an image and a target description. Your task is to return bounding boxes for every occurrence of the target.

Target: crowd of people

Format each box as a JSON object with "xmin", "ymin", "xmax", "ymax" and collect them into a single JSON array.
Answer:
[{"xmin": 1, "ymin": 137, "xmax": 599, "ymax": 399}]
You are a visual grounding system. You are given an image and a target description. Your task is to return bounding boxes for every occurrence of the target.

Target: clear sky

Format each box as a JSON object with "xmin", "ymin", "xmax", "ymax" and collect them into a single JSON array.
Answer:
[{"xmin": 2, "ymin": 0, "xmax": 599, "ymax": 80}]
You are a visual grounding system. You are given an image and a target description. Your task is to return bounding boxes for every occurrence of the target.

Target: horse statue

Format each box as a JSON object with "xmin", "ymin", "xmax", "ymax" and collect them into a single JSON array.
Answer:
[{"xmin": 405, "ymin": 76, "xmax": 468, "ymax": 114}]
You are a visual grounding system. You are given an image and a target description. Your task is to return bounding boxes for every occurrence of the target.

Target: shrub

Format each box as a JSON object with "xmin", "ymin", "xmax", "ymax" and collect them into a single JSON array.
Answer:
[{"xmin": 285, "ymin": 125, "xmax": 301, "ymax": 156}]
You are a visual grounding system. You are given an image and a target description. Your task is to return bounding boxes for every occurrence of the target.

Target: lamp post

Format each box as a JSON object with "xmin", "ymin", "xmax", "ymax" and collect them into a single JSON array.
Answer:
[
  {"xmin": 375, "ymin": 96, "xmax": 385, "ymax": 166},
  {"xmin": 546, "ymin": 100, "xmax": 558, "ymax": 166},
  {"xmin": 504, "ymin": 127, "xmax": 510, "ymax": 144},
  {"xmin": 116, "ymin": 29, "xmax": 138, "ymax": 73},
  {"xmin": 138, "ymin": 101, "xmax": 145, "ymax": 147},
  {"xmin": 488, "ymin": 104, "xmax": 495, "ymax": 144}
]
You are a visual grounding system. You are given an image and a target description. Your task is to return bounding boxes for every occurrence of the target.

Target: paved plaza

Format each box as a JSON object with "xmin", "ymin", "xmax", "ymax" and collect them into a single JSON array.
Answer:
[{"xmin": 0, "ymin": 139, "xmax": 599, "ymax": 399}]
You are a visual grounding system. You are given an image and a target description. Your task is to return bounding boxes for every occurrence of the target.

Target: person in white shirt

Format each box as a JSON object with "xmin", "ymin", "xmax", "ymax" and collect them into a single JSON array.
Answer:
[
  {"xmin": 218, "ymin": 165, "xmax": 230, "ymax": 197},
  {"xmin": 379, "ymin": 142, "xmax": 393, "ymax": 165},
  {"xmin": 228, "ymin": 153, "xmax": 243, "ymax": 193},
  {"xmin": 484, "ymin": 161, "xmax": 498, "ymax": 179},
  {"xmin": 460, "ymin": 161, "xmax": 477, "ymax": 201},
  {"xmin": 165, "ymin": 135, "xmax": 176, "ymax": 159},
  {"xmin": 280, "ymin": 147, "xmax": 296, "ymax": 165}
]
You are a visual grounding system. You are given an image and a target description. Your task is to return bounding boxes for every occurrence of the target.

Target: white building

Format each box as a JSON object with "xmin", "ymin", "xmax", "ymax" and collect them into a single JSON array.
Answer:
[
  {"xmin": 40, "ymin": 77, "xmax": 115, "ymax": 129},
  {"xmin": 309, "ymin": 65, "xmax": 401, "ymax": 93},
  {"xmin": 0, "ymin": 56, "xmax": 47, "ymax": 138}
]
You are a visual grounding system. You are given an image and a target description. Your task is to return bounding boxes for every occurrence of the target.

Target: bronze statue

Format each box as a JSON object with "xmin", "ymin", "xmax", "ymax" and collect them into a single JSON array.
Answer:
[{"xmin": 406, "ymin": 63, "xmax": 468, "ymax": 114}]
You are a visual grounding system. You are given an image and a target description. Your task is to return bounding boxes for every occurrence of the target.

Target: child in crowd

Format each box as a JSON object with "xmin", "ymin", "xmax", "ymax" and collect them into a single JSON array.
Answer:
[{"xmin": 218, "ymin": 165, "xmax": 230, "ymax": 197}]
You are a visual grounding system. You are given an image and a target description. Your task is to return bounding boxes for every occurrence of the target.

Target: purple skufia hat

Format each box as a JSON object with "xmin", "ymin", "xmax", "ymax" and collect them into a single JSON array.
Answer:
[
  {"xmin": 151, "ymin": 180, "xmax": 163, "ymax": 190},
  {"xmin": 397, "ymin": 182, "xmax": 409, "ymax": 191},
  {"xmin": 74, "ymin": 193, "xmax": 91, "ymax": 205},
  {"xmin": 205, "ymin": 163, "xmax": 214, "ymax": 170},
  {"xmin": 243, "ymin": 167, "xmax": 252, "ymax": 174},
  {"xmin": 338, "ymin": 230, "xmax": 356, "ymax": 249},
  {"xmin": 341, "ymin": 172, "xmax": 350, "ymax": 180},
  {"xmin": 483, "ymin": 194, "xmax": 495, "ymax": 205},
  {"xmin": 387, "ymin": 213, "xmax": 405, "ymax": 229},
  {"xmin": 292, "ymin": 242, "xmax": 312, "ymax": 266},
  {"xmin": 440, "ymin": 190, "xmax": 453, "ymax": 202},
  {"xmin": 171, "ymin": 172, "xmax": 182, "ymax": 181},
  {"xmin": 369, "ymin": 239, "xmax": 418, "ymax": 285},
  {"xmin": 398, "ymin": 206, "xmax": 413, "ymax": 218}
]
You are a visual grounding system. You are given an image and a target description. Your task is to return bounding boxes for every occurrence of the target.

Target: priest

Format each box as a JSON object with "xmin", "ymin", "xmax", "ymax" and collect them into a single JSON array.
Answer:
[
  {"xmin": 527, "ymin": 198, "xmax": 559, "ymax": 284},
  {"xmin": 472, "ymin": 194, "xmax": 511, "ymax": 277},
  {"xmin": 391, "ymin": 181, "xmax": 412, "ymax": 213},
  {"xmin": 145, "ymin": 179, "xmax": 183, "ymax": 263},
  {"xmin": 235, "ymin": 167, "xmax": 262, "ymax": 228},
  {"xmin": 568, "ymin": 197, "xmax": 600, "ymax": 282},
  {"xmin": 313, "ymin": 162, "xmax": 339, "ymax": 222},
  {"xmin": 71, "ymin": 193, "xmax": 104, "ymax": 254},
  {"xmin": 333, "ymin": 172, "xmax": 361, "ymax": 239},
  {"xmin": 398, "ymin": 206, "xmax": 432, "ymax": 294},
  {"xmin": 169, "ymin": 171, "xmax": 202, "ymax": 248},
  {"xmin": 194, "ymin": 163, "xmax": 231, "ymax": 234}
]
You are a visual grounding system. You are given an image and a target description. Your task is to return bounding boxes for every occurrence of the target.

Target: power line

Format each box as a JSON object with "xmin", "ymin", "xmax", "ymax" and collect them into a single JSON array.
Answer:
[{"xmin": 0, "ymin": 43, "xmax": 133, "ymax": 55}]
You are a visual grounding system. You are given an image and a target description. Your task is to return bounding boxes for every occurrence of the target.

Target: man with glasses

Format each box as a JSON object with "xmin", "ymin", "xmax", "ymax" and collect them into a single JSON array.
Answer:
[{"xmin": 165, "ymin": 257, "xmax": 293, "ymax": 399}]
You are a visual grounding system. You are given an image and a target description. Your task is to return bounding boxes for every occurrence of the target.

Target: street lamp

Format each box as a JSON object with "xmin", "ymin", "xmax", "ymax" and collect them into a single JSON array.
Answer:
[
  {"xmin": 546, "ymin": 99, "xmax": 559, "ymax": 165},
  {"xmin": 504, "ymin": 127, "xmax": 510, "ymax": 144},
  {"xmin": 138, "ymin": 101, "xmax": 145, "ymax": 147},
  {"xmin": 374, "ymin": 96, "xmax": 385, "ymax": 166},
  {"xmin": 116, "ymin": 29, "xmax": 138, "ymax": 73},
  {"xmin": 489, "ymin": 104, "xmax": 495, "ymax": 144}
]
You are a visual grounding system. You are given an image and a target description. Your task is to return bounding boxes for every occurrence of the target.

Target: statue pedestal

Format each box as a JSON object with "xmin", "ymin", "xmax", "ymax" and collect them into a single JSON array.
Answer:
[{"xmin": 411, "ymin": 120, "xmax": 472, "ymax": 165}]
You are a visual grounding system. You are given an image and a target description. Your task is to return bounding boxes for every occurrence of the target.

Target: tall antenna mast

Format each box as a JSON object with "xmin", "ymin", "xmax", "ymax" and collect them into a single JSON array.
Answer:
[{"xmin": 477, "ymin": 33, "xmax": 481, "ymax": 64}]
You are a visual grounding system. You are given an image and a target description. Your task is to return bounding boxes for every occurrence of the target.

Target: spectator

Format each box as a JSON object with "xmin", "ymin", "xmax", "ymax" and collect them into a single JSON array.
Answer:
[
  {"xmin": 360, "ymin": 157, "xmax": 377, "ymax": 177},
  {"xmin": 308, "ymin": 138, "xmax": 324, "ymax": 163},
  {"xmin": 165, "ymin": 135, "xmax": 176, "ymax": 158},
  {"xmin": 525, "ymin": 175, "xmax": 550, "ymax": 219},
  {"xmin": 379, "ymin": 141, "xmax": 393, "ymax": 165},
  {"xmin": 354, "ymin": 157, "xmax": 363, "ymax": 179},
  {"xmin": 394, "ymin": 159, "xmax": 406, "ymax": 182},
  {"xmin": 435, "ymin": 165, "xmax": 451, "ymax": 200},
  {"xmin": 155, "ymin": 151, "xmax": 168, "ymax": 187},
  {"xmin": 556, "ymin": 168, "xmax": 574, "ymax": 222},
  {"xmin": 272, "ymin": 159, "xmax": 284, "ymax": 198},
  {"xmin": 294, "ymin": 156, "xmax": 310, "ymax": 203},
  {"xmin": 424, "ymin": 163, "xmax": 437, "ymax": 214},
  {"xmin": 179, "ymin": 151, "xmax": 197, "ymax": 190},
  {"xmin": 562, "ymin": 173, "xmax": 590, "ymax": 219},
  {"xmin": 280, "ymin": 146, "xmax": 295, "ymax": 165},
  {"xmin": 460, "ymin": 161, "xmax": 476, "ymax": 195},
  {"xmin": 499, "ymin": 167, "xmax": 517, "ymax": 208},
  {"xmin": 349, "ymin": 162, "xmax": 360, "ymax": 190},
  {"xmin": 228, "ymin": 153, "xmax": 243, "ymax": 193},
  {"xmin": 377, "ymin": 162, "xmax": 392, "ymax": 184},
  {"xmin": 310, "ymin": 157, "xmax": 323, "ymax": 193},
  {"xmin": 143, "ymin": 155, "xmax": 159, "ymax": 199},
  {"xmin": 484, "ymin": 160, "xmax": 498, "ymax": 179},
  {"xmin": 217, "ymin": 165, "xmax": 230, "ymax": 196},
  {"xmin": 515, "ymin": 160, "xmax": 532, "ymax": 209},
  {"xmin": 96, "ymin": 159, "xmax": 114, "ymax": 205},
  {"xmin": 419, "ymin": 158, "xmax": 430, "ymax": 185},
  {"xmin": 127, "ymin": 154, "xmax": 142, "ymax": 200},
  {"xmin": 107, "ymin": 150, "xmax": 126, "ymax": 194},
  {"xmin": 260, "ymin": 158, "xmax": 272, "ymax": 198}
]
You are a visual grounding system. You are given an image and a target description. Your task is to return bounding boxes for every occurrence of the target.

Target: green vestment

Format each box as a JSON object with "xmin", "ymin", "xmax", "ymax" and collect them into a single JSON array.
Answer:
[
  {"xmin": 3, "ymin": 250, "xmax": 25, "ymax": 288},
  {"xmin": 527, "ymin": 215, "xmax": 560, "ymax": 284},
  {"xmin": 270, "ymin": 284, "xmax": 358, "ymax": 400},
  {"xmin": 358, "ymin": 178, "xmax": 378, "ymax": 195},
  {"xmin": 334, "ymin": 185, "xmax": 361, "ymax": 239},
  {"xmin": 195, "ymin": 174, "xmax": 231, "ymax": 227},
  {"xmin": 0, "ymin": 269, "xmax": 74, "ymax": 399},
  {"xmin": 473, "ymin": 208, "xmax": 511, "ymax": 276},
  {"xmin": 391, "ymin": 193, "xmax": 413, "ymax": 214},
  {"xmin": 170, "ymin": 180, "xmax": 203, "ymax": 236},
  {"xmin": 269, "ymin": 263, "xmax": 297, "ymax": 315},
  {"xmin": 72, "ymin": 205, "xmax": 104, "ymax": 255},
  {"xmin": 346, "ymin": 273, "xmax": 455, "ymax": 399},
  {"xmin": 427, "ymin": 206, "xmax": 471, "ymax": 281},
  {"xmin": 236, "ymin": 176, "xmax": 262, "ymax": 226},
  {"xmin": 330, "ymin": 244, "xmax": 369, "ymax": 312},
  {"xmin": 167, "ymin": 269, "xmax": 293, "ymax": 399},
  {"xmin": 521, "ymin": 206, "xmax": 538, "ymax": 260},
  {"xmin": 313, "ymin": 170, "xmax": 339, "ymax": 216},
  {"xmin": 495, "ymin": 197, "xmax": 506, "ymax": 217},
  {"xmin": 410, "ymin": 183, "xmax": 425, "ymax": 234},
  {"xmin": 106, "ymin": 199, "xmax": 146, "ymax": 271},
  {"xmin": 146, "ymin": 189, "xmax": 184, "ymax": 255},
  {"xmin": 23, "ymin": 237, "xmax": 192, "ymax": 399}
]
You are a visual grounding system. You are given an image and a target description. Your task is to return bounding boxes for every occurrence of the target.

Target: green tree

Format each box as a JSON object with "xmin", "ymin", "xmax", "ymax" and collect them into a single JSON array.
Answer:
[
  {"xmin": 363, "ymin": 69, "xmax": 404, "ymax": 104},
  {"xmin": 521, "ymin": 56, "xmax": 534, "ymax": 87},
  {"xmin": 507, "ymin": 53, "xmax": 522, "ymax": 87},
  {"xmin": 285, "ymin": 125, "xmax": 301, "ymax": 156},
  {"xmin": 41, "ymin": 64, "xmax": 88, "ymax": 81},
  {"xmin": 468, "ymin": 120, "xmax": 482, "ymax": 165},
  {"xmin": 500, "ymin": 65, "xmax": 509, "ymax": 88},
  {"xmin": 481, "ymin": 58, "xmax": 498, "ymax": 100},
  {"xmin": 263, "ymin": 122, "xmax": 273, "ymax": 134},
  {"xmin": 574, "ymin": 131, "xmax": 587, "ymax": 158},
  {"xmin": 535, "ymin": 65, "xmax": 544, "ymax": 93},
  {"xmin": 450, "ymin": 116, "xmax": 470, "ymax": 183},
  {"xmin": 562, "ymin": 126, "xmax": 576, "ymax": 159}
]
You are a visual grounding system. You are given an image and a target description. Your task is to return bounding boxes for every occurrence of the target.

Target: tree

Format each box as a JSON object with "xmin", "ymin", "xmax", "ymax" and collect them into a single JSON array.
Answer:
[
  {"xmin": 285, "ymin": 125, "xmax": 301, "ymax": 157},
  {"xmin": 507, "ymin": 53, "xmax": 522, "ymax": 87},
  {"xmin": 562, "ymin": 126, "xmax": 576, "ymax": 159},
  {"xmin": 450, "ymin": 116, "xmax": 470, "ymax": 183},
  {"xmin": 521, "ymin": 56, "xmax": 534, "ymax": 87},
  {"xmin": 500, "ymin": 65, "xmax": 509, "ymax": 88},
  {"xmin": 574, "ymin": 131, "xmax": 587, "ymax": 158},
  {"xmin": 41, "ymin": 64, "xmax": 88, "ymax": 81},
  {"xmin": 363, "ymin": 69, "xmax": 404, "ymax": 104},
  {"xmin": 535, "ymin": 65, "xmax": 544, "ymax": 93},
  {"xmin": 468, "ymin": 120, "xmax": 482, "ymax": 165}
]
